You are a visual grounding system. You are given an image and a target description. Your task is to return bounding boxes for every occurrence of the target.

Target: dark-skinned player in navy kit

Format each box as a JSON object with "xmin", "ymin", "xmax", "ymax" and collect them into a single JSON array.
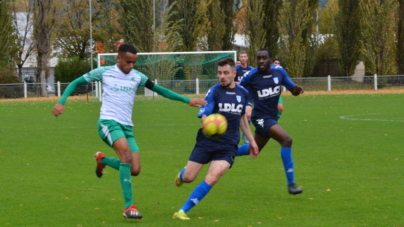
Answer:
[{"xmin": 237, "ymin": 48, "xmax": 304, "ymax": 195}]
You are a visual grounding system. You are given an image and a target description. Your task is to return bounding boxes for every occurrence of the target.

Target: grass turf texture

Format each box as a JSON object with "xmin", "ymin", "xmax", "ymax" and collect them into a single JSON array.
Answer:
[{"xmin": 0, "ymin": 93, "xmax": 403, "ymax": 227}]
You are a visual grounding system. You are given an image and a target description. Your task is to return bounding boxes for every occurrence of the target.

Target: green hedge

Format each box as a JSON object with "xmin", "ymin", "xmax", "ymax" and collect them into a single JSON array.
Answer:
[{"xmin": 54, "ymin": 57, "xmax": 96, "ymax": 82}]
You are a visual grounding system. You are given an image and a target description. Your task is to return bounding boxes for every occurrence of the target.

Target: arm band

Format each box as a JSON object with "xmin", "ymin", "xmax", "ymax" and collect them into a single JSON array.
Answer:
[
  {"xmin": 57, "ymin": 77, "xmax": 89, "ymax": 104},
  {"xmin": 151, "ymin": 83, "xmax": 191, "ymax": 104}
]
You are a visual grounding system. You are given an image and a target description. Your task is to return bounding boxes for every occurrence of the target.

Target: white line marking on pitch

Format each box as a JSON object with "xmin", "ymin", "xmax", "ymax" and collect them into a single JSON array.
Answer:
[{"xmin": 339, "ymin": 113, "xmax": 404, "ymax": 122}]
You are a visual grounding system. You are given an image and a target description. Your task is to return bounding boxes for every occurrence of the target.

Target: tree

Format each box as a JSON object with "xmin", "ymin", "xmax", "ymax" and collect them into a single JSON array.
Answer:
[
  {"xmin": 243, "ymin": 0, "xmax": 266, "ymax": 61},
  {"xmin": 263, "ymin": 0, "xmax": 281, "ymax": 57},
  {"xmin": 313, "ymin": 0, "xmax": 340, "ymax": 77},
  {"xmin": 96, "ymin": 0, "xmax": 123, "ymax": 53},
  {"xmin": 335, "ymin": 0, "xmax": 361, "ymax": 77},
  {"xmin": 120, "ymin": 0, "xmax": 154, "ymax": 52},
  {"xmin": 302, "ymin": 0, "xmax": 319, "ymax": 77},
  {"xmin": 163, "ymin": 1, "xmax": 186, "ymax": 51},
  {"xmin": 33, "ymin": 0, "xmax": 61, "ymax": 96},
  {"xmin": 54, "ymin": 0, "xmax": 99, "ymax": 60},
  {"xmin": 277, "ymin": 0, "xmax": 316, "ymax": 77},
  {"xmin": 206, "ymin": 0, "xmax": 226, "ymax": 50},
  {"xmin": 11, "ymin": 0, "xmax": 35, "ymax": 81},
  {"xmin": 397, "ymin": 0, "xmax": 404, "ymax": 74},
  {"xmin": 0, "ymin": 0, "xmax": 18, "ymax": 79},
  {"xmin": 54, "ymin": 0, "xmax": 122, "ymax": 59},
  {"xmin": 219, "ymin": 0, "xmax": 237, "ymax": 50},
  {"xmin": 54, "ymin": 57, "xmax": 95, "ymax": 82},
  {"xmin": 359, "ymin": 0, "xmax": 398, "ymax": 76},
  {"xmin": 165, "ymin": 0, "xmax": 203, "ymax": 51}
]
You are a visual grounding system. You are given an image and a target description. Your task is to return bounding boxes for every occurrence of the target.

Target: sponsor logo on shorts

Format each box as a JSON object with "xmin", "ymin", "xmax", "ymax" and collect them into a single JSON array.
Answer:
[{"xmin": 256, "ymin": 119, "xmax": 264, "ymax": 128}]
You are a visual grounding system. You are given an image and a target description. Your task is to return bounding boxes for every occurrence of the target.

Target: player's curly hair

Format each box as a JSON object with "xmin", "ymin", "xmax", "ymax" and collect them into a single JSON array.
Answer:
[{"xmin": 118, "ymin": 44, "xmax": 138, "ymax": 55}]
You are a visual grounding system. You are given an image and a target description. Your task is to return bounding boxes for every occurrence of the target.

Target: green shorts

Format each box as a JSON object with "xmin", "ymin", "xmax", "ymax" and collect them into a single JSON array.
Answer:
[{"xmin": 97, "ymin": 119, "xmax": 139, "ymax": 152}]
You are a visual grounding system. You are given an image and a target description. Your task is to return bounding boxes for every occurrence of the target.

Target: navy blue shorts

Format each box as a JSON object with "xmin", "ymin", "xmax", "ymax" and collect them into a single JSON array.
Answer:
[
  {"xmin": 189, "ymin": 130, "xmax": 237, "ymax": 165},
  {"xmin": 252, "ymin": 116, "xmax": 278, "ymax": 138}
]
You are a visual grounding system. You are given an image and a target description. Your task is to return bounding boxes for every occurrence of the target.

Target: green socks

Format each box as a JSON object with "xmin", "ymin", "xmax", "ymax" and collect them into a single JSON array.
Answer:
[
  {"xmin": 101, "ymin": 157, "xmax": 121, "ymax": 170},
  {"xmin": 119, "ymin": 163, "xmax": 133, "ymax": 209}
]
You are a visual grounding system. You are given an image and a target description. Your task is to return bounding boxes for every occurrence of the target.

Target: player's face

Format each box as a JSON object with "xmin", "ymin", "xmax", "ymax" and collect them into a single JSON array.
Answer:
[
  {"xmin": 117, "ymin": 52, "xmax": 138, "ymax": 74},
  {"xmin": 217, "ymin": 64, "xmax": 236, "ymax": 88},
  {"xmin": 239, "ymin": 53, "xmax": 248, "ymax": 65},
  {"xmin": 273, "ymin": 60, "xmax": 280, "ymax": 66},
  {"xmin": 257, "ymin": 51, "xmax": 271, "ymax": 73}
]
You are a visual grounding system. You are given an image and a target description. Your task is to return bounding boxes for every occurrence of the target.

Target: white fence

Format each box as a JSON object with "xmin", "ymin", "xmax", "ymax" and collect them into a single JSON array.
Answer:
[{"xmin": 1, "ymin": 74, "xmax": 404, "ymax": 99}]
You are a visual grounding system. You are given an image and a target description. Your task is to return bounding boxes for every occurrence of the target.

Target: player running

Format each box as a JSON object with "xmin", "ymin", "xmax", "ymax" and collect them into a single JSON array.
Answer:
[
  {"xmin": 172, "ymin": 58, "xmax": 258, "ymax": 220},
  {"xmin": 51, "ymin": 43, "xmax": 206, "ymax": 219},
  {"xmin": 236, "ymin": 48, "xmax": 304, "ymax": 195}
]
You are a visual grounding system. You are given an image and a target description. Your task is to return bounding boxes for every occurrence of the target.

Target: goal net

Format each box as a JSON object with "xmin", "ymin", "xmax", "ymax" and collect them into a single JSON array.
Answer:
[{"xmin": 96, "ymin": 51, "xmax": 236, "ymax": 97}]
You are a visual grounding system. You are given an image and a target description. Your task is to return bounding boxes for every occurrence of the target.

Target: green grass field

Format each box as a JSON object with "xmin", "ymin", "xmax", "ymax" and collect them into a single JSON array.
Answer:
[{"xmin": 1, "ymin": 93, "xmax": 403, "ymax": 227}]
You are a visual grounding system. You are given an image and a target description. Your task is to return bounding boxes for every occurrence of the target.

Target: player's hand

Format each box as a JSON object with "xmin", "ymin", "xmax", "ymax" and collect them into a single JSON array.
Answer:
[
  {"xmin": 248, "ymin": 141, "xmax": 259, "ymax": 159},
  {"xmin": 188, "ymin": 98, "xmax": 207, "ymax": 107},
  {"xmin": 52, "ymin": 103, "xmax": 65, "ymax": 117},
  {"xmin": 291, "ymin": 85, "xmax": 304, "ymax": 96}
]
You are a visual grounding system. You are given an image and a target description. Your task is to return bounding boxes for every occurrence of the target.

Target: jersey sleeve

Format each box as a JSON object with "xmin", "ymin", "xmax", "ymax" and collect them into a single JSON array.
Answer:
[
  {"xmin": 279, "ymin": 68, "xmax": 296, "ymax": 90},
  {"xmin": 133, "ymin": 69, "xmax": 149, "ymax": 88},
  {"xmin": 197, "ymin": 86, "xmax": 217, "ymax": 118},
  {"xmin": 240, "ymin": 68, "xmax": 257, "ymax": 87},
  {"xmin": 57, "ymin": 76, "xmax": 88, "ymax": 104},
  {"xmin": 83, "ymin": 66, "xmax": 110, "ymax": 82},
  {"xmin": 152, "ymin": 84, "xmax": 190, "ymax": 103}
]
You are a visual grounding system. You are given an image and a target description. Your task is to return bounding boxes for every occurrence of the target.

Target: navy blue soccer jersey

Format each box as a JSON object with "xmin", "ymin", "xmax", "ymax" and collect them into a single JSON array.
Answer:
[
  {"xmin": 235, "ymin": 65, "xmax": 253, "ymax": 82},
  {"xmin": 198, "ymin": 84, "xmax": 250, "ymax": 145},
  {"xmin": 240, "ymin": 65, "xmax": 295, "ymax": 119}
]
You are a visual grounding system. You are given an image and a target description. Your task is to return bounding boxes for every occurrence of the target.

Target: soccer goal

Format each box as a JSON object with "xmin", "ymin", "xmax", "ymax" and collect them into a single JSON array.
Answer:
[{"xmin": 96, "ymin": 51, "xmax": 236, "ymax": 99}]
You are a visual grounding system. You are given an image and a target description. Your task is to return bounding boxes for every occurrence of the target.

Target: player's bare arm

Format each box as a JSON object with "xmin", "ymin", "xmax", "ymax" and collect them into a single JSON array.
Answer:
[
  {"xmin": 240, "ymin": 115, "xmax": 258, "ymax": 158},
  {"xmin": 200, "ymin": 115, "xmax": 207, "ymax": 124},
  {"xmin": 52, "ymin": 103, "xmax": 65, "ymax": 117},
  {"xmin": 188, "ymin": 98, "xmax": 207, "ymax": 107},
  {"xmin": 290, "ymin": 85, "xmax": 304, "ymax": 96}
]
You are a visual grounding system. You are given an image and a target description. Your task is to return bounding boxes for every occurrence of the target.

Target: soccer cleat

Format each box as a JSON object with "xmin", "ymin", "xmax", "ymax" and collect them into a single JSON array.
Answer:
[
  {"xmin": 94, "ymin": 152, "xmax": 106, "ymax": 178},
  {"xmin": 123, "ymin": 205, "xmax": 143, "ymax": 219},
  {"xmin": 173, "ymin": 210, "xmax": 190, "ymax": 220},
  {"xmin": 174, "ymin": 171, "xmax": 184, "ymax": 187},
  {"xmin": 288, "ymin": 183, "xmax": 303, "ymax": 195}
]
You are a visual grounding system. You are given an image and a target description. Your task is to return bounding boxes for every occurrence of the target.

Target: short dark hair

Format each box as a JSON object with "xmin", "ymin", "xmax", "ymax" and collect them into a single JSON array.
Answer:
[
  {"xmin": 218, "ymin": 58, "xmax": 236, "ymax": 68},
  {"xmin": 118, "ymin": 44, "xmax": 138, "ymax": 55},
  {"xmin": 257, "ymin": 48, "xmax": 272, "ymax": 58}
]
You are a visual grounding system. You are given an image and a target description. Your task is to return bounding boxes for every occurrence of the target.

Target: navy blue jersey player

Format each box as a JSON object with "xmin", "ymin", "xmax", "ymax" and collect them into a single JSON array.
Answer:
[
  {"xmin": 237, "ymin": 48, "xmax": 304, "ymax": 195},
  {"xmin": 172, "ymin": 58, "xmax": 259, "ymax": 220},
  {"xmin": 235, "ymin": 51, "xmax": 253, "ymax": 83}
]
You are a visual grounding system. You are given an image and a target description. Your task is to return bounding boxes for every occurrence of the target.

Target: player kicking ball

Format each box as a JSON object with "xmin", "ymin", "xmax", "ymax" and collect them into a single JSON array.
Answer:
[
  {"xmin": 172, "ymin": 58, "xmax": 259, "ymax": 220},
  {"xmin": 51, "ymin": 43, "xmax": 206, "ymax": 219}
]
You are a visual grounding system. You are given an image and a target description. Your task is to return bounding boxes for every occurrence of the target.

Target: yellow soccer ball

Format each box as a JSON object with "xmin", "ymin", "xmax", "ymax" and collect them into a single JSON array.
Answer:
[{"xmin": 202, "ymin": 113, "xmax": 228, "ymax": 139}]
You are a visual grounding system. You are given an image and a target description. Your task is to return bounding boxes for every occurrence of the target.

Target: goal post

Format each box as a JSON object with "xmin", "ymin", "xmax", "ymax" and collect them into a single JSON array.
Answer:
[{"xmin": 96, "ymin": 51, "xmax": 237, "ymax": 98}]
